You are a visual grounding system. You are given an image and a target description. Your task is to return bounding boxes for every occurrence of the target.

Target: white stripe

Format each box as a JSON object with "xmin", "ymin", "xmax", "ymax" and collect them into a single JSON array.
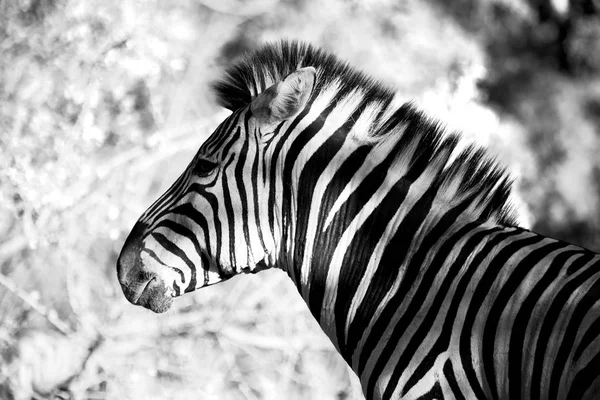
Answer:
[
  {"xmin": 319, "ymin": 160, "xmax": 418, "ymax": 349},
  {"xmin": 298, "ymin": 138, "xmax": 363, "ymax": 301},
  {"xmin": 322, "ymin": 127, "xmax": 409, "ymax": 230},
  {"xmin": 272, "ymin": 80, "xmax": 341, "ymax": 283}
]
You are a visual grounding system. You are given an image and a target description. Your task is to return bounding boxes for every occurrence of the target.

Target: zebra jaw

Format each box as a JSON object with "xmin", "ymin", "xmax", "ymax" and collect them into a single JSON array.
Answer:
[{"xmin": 132, "ymin": 260, "xmax": 270, "ymax": 313}]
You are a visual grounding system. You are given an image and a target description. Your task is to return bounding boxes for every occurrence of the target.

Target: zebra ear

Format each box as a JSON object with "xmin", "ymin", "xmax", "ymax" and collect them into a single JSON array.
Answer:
[{"xmin": 250, "ymin": 67, "xmax": 316, "ymax": 125}]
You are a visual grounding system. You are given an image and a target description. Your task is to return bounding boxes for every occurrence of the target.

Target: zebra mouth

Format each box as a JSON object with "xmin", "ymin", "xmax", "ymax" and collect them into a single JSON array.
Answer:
[
  {"xmin": 135, "ymin": 278, "xmax": 174, "ymax": 313},
  {"xmin": 130, "ymin": 278, "xmax": 155, "ymax": 304}
]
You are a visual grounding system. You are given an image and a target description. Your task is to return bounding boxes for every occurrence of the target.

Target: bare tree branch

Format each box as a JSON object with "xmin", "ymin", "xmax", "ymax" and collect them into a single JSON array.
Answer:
[
  {"xmin": 0, "ymin": 272, "xmax": 72, "ymax": 335},
  {"xmin": 0, "ymin": 234, "xmax": 28, "ymax": 265}
]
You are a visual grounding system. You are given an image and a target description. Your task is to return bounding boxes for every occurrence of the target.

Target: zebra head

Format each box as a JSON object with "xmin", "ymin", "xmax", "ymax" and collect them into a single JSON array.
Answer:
[{"xmin": 116, "ymin": 66, "xmax": 316, "ymax": 313}]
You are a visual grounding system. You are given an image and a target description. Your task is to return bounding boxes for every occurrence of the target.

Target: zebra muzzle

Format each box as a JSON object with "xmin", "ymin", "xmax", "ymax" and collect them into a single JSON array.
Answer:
[
  {"xmin": 117, "ymin": 227, "xmax": 174, "ymax": 313},
  {"xmin": 131, "ymin": 277, "xmax": 174, "ymax": 313}
]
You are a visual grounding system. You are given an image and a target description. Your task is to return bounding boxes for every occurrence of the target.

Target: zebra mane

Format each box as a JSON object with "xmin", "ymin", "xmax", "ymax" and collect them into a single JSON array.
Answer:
[{"xmin": 212, "ymin": 40, "xmax": 518, "ymax": 226}]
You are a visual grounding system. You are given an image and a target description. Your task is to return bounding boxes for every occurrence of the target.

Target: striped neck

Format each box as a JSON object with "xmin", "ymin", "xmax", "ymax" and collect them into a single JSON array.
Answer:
[
  {"xmin": 264, "ymin": 93, "xmax": 483, "ymax": 356},
  {"xmin": 250, "ymin": 74, "xmax": 519, "ymax": 373}
]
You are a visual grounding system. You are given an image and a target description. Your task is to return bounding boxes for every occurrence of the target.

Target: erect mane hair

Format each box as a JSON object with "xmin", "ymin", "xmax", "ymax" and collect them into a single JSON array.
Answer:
[{"xmin": 212, "ymin": 40, "xmax": 518, "ymax": 226}]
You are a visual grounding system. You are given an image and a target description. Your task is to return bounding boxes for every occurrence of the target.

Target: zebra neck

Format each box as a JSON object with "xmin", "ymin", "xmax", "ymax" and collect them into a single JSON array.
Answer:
[
  {"xmin": 284, "ymin": 214, "xmax": 490, "ymax": 377},
  {"xmin": 282, "ymin": 161, "xmax": 478, "ymax": 351}
]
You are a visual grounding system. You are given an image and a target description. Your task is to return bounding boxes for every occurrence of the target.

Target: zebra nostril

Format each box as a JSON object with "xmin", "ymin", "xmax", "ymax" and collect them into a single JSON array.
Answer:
[
  {"xmin": 130, "ymin": 277, "xmax": 156, "ymax": 304},
  {"xmin": 120, "ymin": 275, "xmax": 157, "ymax": 305},
  {"xmin": 121, "ymin": 283, "xmax": 143, "ymax": 304},
  {"xmin": 117, "ymin": 254, "xmax": 146, "ymax": 299}
]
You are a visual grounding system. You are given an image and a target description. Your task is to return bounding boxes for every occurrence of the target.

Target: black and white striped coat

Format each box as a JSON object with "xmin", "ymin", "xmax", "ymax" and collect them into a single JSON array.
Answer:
[{"xmin": 117, "ymin": 41, "xmax": 600, "ymax": 400}]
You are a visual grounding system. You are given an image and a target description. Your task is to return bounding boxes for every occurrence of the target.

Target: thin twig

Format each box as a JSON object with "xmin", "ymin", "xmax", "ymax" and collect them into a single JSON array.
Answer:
[
  {"xmin": 0, "ymin": 234, "xmax": 28, "ymax": 265},
  {"xmin": 0, "ymin": 272, "xmax": 72, "ymax": 335},
  {"xmin": 219, "ymin": 326, "xmax": 332, "ymax": 351}
]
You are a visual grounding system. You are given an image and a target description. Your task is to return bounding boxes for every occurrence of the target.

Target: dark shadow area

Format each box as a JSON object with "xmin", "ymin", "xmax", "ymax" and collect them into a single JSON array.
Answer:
[{"xmin": 432, "ymin": 0, "xmax": 600, "ymax": 251}]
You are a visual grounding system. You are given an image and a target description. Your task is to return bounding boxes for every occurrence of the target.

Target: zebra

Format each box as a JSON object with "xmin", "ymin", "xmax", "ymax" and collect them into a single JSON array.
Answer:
[{"xmin": 116, "ymin": 41, "xmax": 600, "ymax": 400}]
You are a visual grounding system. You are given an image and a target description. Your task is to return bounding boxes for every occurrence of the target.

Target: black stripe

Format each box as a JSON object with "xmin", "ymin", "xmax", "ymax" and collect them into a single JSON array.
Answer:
[
  {"xmin": 384, "ymin": 225, "xmax": 517, "ymax": 400},
  {"xmin": 410, "ymin": 229, "xmax": 517, "ymax": 400},
  {"xmin": 530, "ymin": 252, "xmax": 596, "ymax": 400},
  {"xmin": 307, "ymin": 146, "xmax": 394, "ymax": 321},
  {"xmin": 459, "ymin": 232, "xmax": 543, "ymax": 400},
  {"xmin": 574, "ymin": 315, "xmax": 600, "ymax": 362},
  {"xmin": 301, "ymin": 145, "xmax": 372, "ymax": 316},
  {"xmin": 262, "ymin": 123, "xmax": 284, "ymax": 188},
  {"xmin": 169, "ymin": 203, "xmax": 212, "ymax": 254},
  {"xmin": 363, "ymin": 225, "xmax": 506, "ymax": 399},
  {"xmin": 566, "ymin": 350, "xmax": 600, "ymax": 399},
  {"xmin": 204, "ymin": 110, "xmax": 240, "ymax": 155},
  {"xmin": 282, "ymin": 102, "xmax": 336, "ymax": 279},
  {"xmin": 347, "ymin": 179, "xmax": 441, "ymax": 367},
  {"xmin": 263, "ymin": 122, "xmax": 285, "ymax": 153},
  {"xmin": 507, "ymin": 249, "xmax": 581, "ymax": 399},
  {"xmin": 292, "ymin": 116, "xmax": 352, "ymax": 285},
  {"xmin": 308, "ymin": 116, "xmax": 436, "ymax": 322},
  {"xmin": 247, "ymin": 114, "xmax": 267, "ymax": 253},
  {"xmin": 372, "ymin": 185, "xmax": 439, "ymax": 399},
  {"xmin": 154, "ymin": 219, "xmax": 204, "ymax": 292},
  {"xmin": 145, "ymin": 170, "xmax": 196, "ymax": 228},
  {"xmin": 567, "ymin": 250, "xmax": 595, "ymax": 275},
  {"xmin": 334, "ymin": 176, "xmax": 411, "ymax": 358},
  {"xmin": 375, "ymin": 202, "xmax": 486, "ymax": 396},
  {"xmin": 549, "ymin": 262, "xmax": 600, "ymax": 400},
  {"xmin": 144, "ymin": 171, "xmax": 188, "ymax": 222},
  {"xmin": 267, "ymin": 101, "xmax": 313, "ymax": 235},
  {"xmin": 221, "ymin": 126, "xmax": 242, "ymax": 159},
  {"xmin": 222, "ymin": 155, "xmax": 237, "ymax": 269},
  {"xmin": 415, "ymin": 380, "xmax": 443, "ymax": 400},
  {"xmin": 144, "ymin": 248, "xmax": 185, "ymax": 283},
  {"xmin": 186, "ymin": 185, "xmax": 222, "ymax": 267},
  {"xmin": 483, "ymin": 240, "xmax": 565, "ymax": 400},
  {"xmin": 444, "ymin": 359, "xmax": 466, "ymax": 400},
  {"xmin": 151, "ymin": 232, "xmax": 197, "ymax": 289},
  {"xmin": 234, "ymin": 123, "xmax": 252, "ymax": 263},
  {"xmin": 143, "ymin": 174, "xmax": 182, "ymax": 220},
  {"xmin": 369, "ymin": 227, "xmax": 518, "ymax": 399}
]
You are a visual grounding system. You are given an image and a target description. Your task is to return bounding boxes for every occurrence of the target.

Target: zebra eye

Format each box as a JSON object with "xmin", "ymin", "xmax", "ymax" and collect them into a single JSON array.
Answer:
[{"xmin": 194, "ymin": 159, "xmax": 217, "ymax": 176}]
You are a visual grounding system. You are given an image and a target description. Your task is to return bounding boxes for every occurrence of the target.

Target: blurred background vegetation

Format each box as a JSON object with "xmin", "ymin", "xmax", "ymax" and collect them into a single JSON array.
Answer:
[{"xmin": 0, "ymin": 0, "xmax": 599, "ymax": 399}]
